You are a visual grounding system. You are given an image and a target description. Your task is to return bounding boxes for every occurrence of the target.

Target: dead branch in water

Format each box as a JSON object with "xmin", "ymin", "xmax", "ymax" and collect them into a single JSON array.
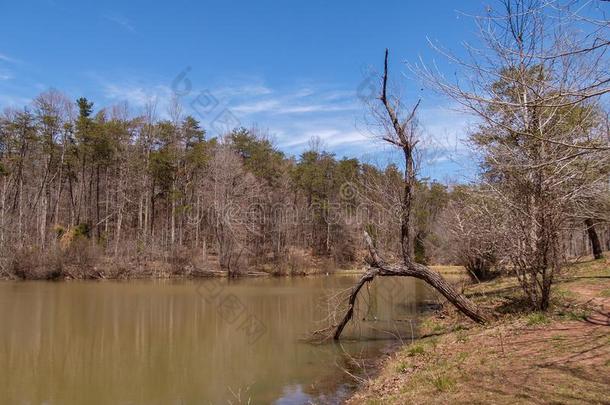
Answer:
[{"xmin": 332, "ymin": 232, "xmax": 488, "ymax": 340}]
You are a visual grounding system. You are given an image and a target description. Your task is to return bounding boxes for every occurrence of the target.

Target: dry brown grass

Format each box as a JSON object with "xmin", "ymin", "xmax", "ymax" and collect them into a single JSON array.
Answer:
[{"xmin": 347, "ymin": 257, "xmax": 610, "ymax": 404}]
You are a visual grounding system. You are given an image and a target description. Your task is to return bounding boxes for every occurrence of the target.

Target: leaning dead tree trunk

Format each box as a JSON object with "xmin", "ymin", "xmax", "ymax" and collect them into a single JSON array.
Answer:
[
  {"xmin": 584, "ymin": 219, "xmax": 604, "ymax": 260},
  {"xmin": 334, "ymin": 233, "xmax": 488, "ymax": 340},
  {"xmin": 333, "ymin": 49, "xmax": 488, "ymax": 340}
]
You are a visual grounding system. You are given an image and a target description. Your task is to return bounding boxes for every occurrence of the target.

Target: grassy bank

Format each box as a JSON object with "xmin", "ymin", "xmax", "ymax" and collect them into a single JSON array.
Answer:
[{"xmin": 348, "ymin": 258, "xmax": 610, "ymax": 404}]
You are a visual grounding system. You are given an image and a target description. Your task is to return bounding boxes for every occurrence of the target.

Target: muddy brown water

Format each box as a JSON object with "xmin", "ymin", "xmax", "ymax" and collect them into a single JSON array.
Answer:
[{"xmin": 0, "ymin": 275, "xmax": 440, "ymax": 404}]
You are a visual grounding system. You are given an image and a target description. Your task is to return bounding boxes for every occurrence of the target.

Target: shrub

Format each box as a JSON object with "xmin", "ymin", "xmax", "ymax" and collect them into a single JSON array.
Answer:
[
  {"xmin": 440, "ymin": 196, "xmax": 501, "ymax": 282},
  {"xmin": 167, "ymin": 246, "xmax": 193, "ymax": 274},
  {"xmin": 9, "ymin": 246, "xmax": 63, "ymax": 280},
  {"xmin": 59, "ymin": 223, "xmax": 91, "ymax": 250}
]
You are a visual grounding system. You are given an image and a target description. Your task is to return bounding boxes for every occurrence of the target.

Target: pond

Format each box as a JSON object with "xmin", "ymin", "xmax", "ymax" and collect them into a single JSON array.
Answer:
[{"xmin": 0, "ymin": 275, "xmax": 440, "ymax": 404}]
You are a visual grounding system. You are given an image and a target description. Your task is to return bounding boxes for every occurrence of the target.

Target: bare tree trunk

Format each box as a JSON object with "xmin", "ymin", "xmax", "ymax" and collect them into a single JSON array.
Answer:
[
  {"xmin": 53, "ymin": 143, "xmax": 65, "ymax": 225},
  {"xmin": 1, "ymin": 182, "xmax": 6, "ymax": 245},
  {"xmin": 18, "ymin": 175, "xmax": 23, "ymax": 243},
  {"xmin": 115, "ymin": 208, "xmax": 123, "ymax": 257},
  {"xmin": 104, "ymin": 168, "xmax": 109, "ymax": 236},
  {"xmin": 400, "ymin": 146, "xmax": 414, "ymax": 262},
  {"xmin": 202, "ymin": 240, "xmax": 207, "ymax": 262},
  {"xmin": 585, "ymin": 218, "xmax": 604, "ymax": 260},
  {"xmin": 40, "ymin": 185, "xmax": 47, "ymax": 248},
  {"xmin": 171, "ymin": 180, "xmax": 176, "ymax": 245},
  {"xmin": 95, "ymin": 164, "xmax": 100, "ymax": 240},
  {"xmin": 138, "ymin": 194, "xmax": 144, "ymax": 238}
]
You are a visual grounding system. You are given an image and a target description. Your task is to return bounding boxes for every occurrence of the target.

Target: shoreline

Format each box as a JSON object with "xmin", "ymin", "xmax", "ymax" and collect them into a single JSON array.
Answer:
[
  {"xmin": 0, "ymin": 257, "xmax": 466, "ymax": 281},
  {"xmin": 344, "ymin": 257, "xmax": 610, "ymax": 404}
]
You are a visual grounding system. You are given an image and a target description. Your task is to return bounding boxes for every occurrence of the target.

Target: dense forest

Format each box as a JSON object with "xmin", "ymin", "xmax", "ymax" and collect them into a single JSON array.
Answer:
[
  {"xmin": 0, "ymin": 90, "xmax": 607, "ymax": 282},
  {"xmin": 0, "ymin": 95, "xmax": 470, "ymax": 279}
]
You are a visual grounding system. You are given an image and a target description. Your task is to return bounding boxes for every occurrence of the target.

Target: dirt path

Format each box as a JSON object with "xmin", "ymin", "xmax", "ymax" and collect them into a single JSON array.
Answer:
[{"xmin": 566, "ymin": 282, "xmax": 610, "ymax": 326}]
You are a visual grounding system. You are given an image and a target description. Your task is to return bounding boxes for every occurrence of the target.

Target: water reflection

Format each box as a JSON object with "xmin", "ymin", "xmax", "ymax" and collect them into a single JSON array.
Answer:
[{"xmin": 0, "ymin": 275, "xmax": 438, "ymax": 404}]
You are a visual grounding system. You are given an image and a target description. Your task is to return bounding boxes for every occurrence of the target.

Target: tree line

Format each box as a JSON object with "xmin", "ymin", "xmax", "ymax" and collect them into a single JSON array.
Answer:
[
  {"xmin": 1, "ymin": 85, "xmax": 606, "ymax": 283},
  {"xmin": 0, "ymin": 94, "xmax": 480, "ymax": 279}
]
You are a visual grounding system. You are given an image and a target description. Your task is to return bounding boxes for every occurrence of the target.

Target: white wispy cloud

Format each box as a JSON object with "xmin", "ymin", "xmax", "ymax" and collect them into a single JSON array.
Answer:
[
  {"xmin": 229, "ymin": 86, "xmax": 358, "ymax": 116},
  {"xmin": 212, "ymin": 84, "xmax": 273, "ymax": 98},
  {"xmin": 232, "ymin": 99, "xmax": 356, "ymax": 115},
  {"xmin": 231, "ymin": 99, "xmax": 280, "ymax": 114},
  {"xmin": 418, "ymin": 102, "xmax": 477, "ymax": 151},
  {"xmin": 210, "ymin": 83, "xmax": 368, "ymax": 155},
  {"xmin": 279, "ymin": 129, "xmax": 367, "ymax": 149},
  {"xmin": 0, "ymin": 94, "xmax": 32, "ymax": 107},
  {"xmin": 0, "ymin": 52, "xmax": 18, "ymax": 64},
  {"xmin": 102, "ymin": 82, "xmax": 173, "ymax": 110},
  {"xmin": 103, "ymin": 13, "xmax": 136, "ymax": 33}
]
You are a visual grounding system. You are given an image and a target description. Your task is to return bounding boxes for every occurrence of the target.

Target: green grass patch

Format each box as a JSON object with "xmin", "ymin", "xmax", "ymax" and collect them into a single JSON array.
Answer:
[
  {"xmin": 432, "ymin": 375, "xmax": 456, "ymax": 392},
  {"xmin": 455, "ymin": 351, "xmax": 469, "ymax": 364},
  {"xmin": 560, "ymin": 309, "xmax": 589, "ymax": 321},
  {"xmin": 452, "ymin": 324, "xmax": 467, "ymax": 332},
  {"xmin": 455, "ymin": 330, "xmax": 469, "ymax": 343},
  {"xmin": 421, "ymin": 318, "xmax": 445, "ymax": 334},
  {"xmin": 600, "ymin": 289, "xmax": 610, "ymax": 298},
  {"xmin": 550, "ymin": 334, "xmax": 566, "ymax": 341},
  {"xmin": 407, "ymin": 344, "xmax": 426, "ymax": 356},
  {"xmin": 550, "ymin": 334, "xmax": 567, "ymax": 348},
  {"xmin": 426, "ymin": 336, "xmax": 439, "ymax": 349},
  {"xmin": 525, "ymin": 312, "xmax": 551, "ymax": 326},
  {"xmin": 395, "ymin": 361, "xmax": 409, "ymax": 373},
  {"xmin": 553, "ymin": 288, "xmax": 576, "ymax": 301}
]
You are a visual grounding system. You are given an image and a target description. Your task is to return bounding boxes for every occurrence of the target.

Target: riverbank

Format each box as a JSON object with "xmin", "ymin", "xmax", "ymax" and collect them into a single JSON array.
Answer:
[
  {"xmin": 0, "ymin": 258, "xmax": 335, "ymax": 280},
  {"xmin": 0, "ymin": 244, "xmax": 466, "ymax": 280},
  {"xmin": 347, "ymin": 257, "xmax": 610, "ymax": 404},
  {"xmin": 0, "ymin": 247, "xmax": 349, "ymax": 280}
]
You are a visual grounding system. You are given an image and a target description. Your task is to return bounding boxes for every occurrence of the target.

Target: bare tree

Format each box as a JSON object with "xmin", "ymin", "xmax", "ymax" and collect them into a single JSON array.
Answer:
[
  {"xmin": 207, "ymin": 143, "xmax": 261, "ymax": 276},
  {"xmin": 416, "ymin": 0, "xmax": 609, "ymax": 309},
  {"xmin": 333, "ymin": 50, "xmax": 488, "ymax": 341},
  {"xmin": 440, "ymin": 188, "xmax": 501, "ymax": 282}
]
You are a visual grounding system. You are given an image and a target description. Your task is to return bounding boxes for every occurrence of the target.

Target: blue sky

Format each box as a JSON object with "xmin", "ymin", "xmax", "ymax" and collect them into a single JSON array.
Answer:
[{"xmin": 0, "ymin": 0, "xmax": 489, "ymax": 181}]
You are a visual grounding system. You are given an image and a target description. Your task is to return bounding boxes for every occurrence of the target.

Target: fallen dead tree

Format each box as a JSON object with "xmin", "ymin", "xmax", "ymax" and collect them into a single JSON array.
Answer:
[{"xmin": 333, "ymin": 232, "xmax": 488, "ymax": 340}]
